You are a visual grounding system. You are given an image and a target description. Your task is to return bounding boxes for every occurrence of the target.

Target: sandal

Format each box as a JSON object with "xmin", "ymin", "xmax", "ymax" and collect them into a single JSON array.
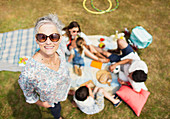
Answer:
[
  {"xmin": 114, "ymin": 99, "xmax": 122, "ymax": 108},
  {"xmin": 112, "ymin": 94, "xmax": 118, "ymax": 99}
]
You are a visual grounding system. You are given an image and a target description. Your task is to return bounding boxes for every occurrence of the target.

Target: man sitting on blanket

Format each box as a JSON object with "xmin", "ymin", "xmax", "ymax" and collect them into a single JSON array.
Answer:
[{"xmin": 102, "ymin": 38, "xmax": 148, "ymax": 92}]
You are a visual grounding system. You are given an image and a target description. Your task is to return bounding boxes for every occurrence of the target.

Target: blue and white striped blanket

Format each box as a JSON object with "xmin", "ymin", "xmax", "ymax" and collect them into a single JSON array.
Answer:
[{"xmin": 0, "ymin": 28, "xmax": 39, "ymax": 71}]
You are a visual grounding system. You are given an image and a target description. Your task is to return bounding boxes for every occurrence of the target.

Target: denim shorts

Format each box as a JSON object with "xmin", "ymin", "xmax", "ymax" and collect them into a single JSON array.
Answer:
[
  {"xmin": 108, "ymin": 44, "xmax": 134, "ymax": 62},
  {"xmin": 73, "ymin": 62, "xmax": 85, "ymax": 67}
]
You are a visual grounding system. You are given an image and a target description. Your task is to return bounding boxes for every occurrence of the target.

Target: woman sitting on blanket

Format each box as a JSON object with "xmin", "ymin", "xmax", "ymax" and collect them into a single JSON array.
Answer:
[
  {"xmin": 62, "ymin": 21, "xmax": 109, "ymax": 63},
  {"xmin": 18, "ymin": 14, "xmax": 71, "ymax": 119},
  {"xmin": 68, "ymin": 37, "xmax": 85, "ymax": 76}
]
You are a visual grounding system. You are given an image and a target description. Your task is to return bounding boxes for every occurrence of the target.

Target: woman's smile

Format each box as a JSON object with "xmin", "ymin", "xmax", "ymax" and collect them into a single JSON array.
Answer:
[{"xmin": 44, "ymin": 46, "xmax": 55, "ymax": 49}]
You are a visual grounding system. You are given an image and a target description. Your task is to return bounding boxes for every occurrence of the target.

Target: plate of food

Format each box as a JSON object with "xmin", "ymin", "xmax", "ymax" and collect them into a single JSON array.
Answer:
[
  {"xmin": 98, "ymin": 42, "xmax": 105, "ymax": 49},
  {"xmin": 98, "ymin": 38, "xmax": 105, "ymax": 42}
]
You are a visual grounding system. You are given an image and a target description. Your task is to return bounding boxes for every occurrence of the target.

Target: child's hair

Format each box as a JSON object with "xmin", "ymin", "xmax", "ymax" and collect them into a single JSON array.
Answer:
[
  {"xmin": 132, "ymin": 70, "xmax": 147, "ymax": 82},
  {"xmin": 75, "ymin": 86, "xmax": 89, "ymax": 101},
  {"xmin": 62, "ymin": 21, "xmax": 81, "ymax": 38},
  {"xmin": 76, "ymin": 37, "xmax": 84, "ymax": 55}
]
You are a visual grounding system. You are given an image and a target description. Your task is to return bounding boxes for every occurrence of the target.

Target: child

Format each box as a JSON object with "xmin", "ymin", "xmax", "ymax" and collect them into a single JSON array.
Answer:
[
  {"xmin": 73, "ymin": 85, "xmax": 122, "ymax": 115},
  {"xmin": 68, "ymin": 37, "xmax": 85, "ymax": 76}
]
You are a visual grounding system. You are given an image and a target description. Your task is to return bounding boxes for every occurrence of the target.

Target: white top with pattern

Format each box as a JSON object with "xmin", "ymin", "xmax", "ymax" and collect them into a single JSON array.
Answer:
[{"xmin": 18, "ymin": 49, "xmax": 71, "ymax": 107}]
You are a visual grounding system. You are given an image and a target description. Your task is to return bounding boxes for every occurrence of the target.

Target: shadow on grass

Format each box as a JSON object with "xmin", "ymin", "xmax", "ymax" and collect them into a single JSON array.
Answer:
[
  {"xmin": 7, "ymin": 80, "xmax": 42, "ymax": 119},
  {"xmin": 67, "ymin": 94, "xmax": 79, "ymax": 109}
]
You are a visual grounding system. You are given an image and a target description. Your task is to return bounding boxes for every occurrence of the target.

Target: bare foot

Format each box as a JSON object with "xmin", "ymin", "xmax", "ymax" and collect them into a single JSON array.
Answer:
[{"xmin": 98, "ymin": 58, "xmax": 110, "ymax": 63}]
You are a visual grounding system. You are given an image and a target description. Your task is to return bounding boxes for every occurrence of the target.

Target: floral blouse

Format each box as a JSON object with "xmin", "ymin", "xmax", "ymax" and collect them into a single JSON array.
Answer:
[{"xmin": 18, "ymin": 49, "xmax": 71, "ymax": 107}]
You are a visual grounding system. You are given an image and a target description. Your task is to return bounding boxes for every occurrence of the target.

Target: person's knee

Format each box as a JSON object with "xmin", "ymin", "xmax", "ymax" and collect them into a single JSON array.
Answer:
[{"xmin": 117, "ymin": 39, "xmax": 128, "ymax": 49}]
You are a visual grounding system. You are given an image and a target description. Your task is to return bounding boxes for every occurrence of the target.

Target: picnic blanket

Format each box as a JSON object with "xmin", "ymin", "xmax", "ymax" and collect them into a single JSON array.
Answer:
[
  {"xmin": 0, "ymin": 28, "xmax": 121, "ymax": 94},
  {"xmin": 0, "ymin": 28, "xmax": 38, "ymax": 71},
  {"xmin": 66, "ymin": 35, "xmax": 120, "ymax": 93}
]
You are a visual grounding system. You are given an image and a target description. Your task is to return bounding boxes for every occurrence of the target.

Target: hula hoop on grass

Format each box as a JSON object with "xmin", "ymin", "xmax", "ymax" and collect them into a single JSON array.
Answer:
[{"xmin": 83, "ymin": 0, "xmax": 119, "ymax": 14}]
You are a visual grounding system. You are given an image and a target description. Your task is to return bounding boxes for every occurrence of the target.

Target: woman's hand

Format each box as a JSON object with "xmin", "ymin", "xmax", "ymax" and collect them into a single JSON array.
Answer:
[
  {"xmin": 35, "ymin": 100, "xmax": 51, "ymax": 108},
  {"xmin": 42, "ymin": 101, "xmax": 52, "ymax": 108}
]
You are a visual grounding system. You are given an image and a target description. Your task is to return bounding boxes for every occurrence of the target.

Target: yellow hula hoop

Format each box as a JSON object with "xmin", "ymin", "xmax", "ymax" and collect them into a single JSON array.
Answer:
[{"xmin": 83, "ymin": 0, "xmax": 113, "ymax": 14}]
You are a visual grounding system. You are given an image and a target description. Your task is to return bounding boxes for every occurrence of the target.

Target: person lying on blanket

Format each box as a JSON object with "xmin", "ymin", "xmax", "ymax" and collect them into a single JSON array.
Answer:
[
  {"xmin": 62, "ymin": 21, "xmax": 109, "ymax": 63},
  {"xmin": 107, "ymin": 38, "xmax": 148, "ymax": 93}
]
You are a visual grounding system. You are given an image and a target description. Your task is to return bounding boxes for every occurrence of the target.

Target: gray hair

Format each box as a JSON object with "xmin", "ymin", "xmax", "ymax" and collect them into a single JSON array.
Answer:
[{"xmin": 34, "ymin": 14, "xmax": 65, "ymax": 35}]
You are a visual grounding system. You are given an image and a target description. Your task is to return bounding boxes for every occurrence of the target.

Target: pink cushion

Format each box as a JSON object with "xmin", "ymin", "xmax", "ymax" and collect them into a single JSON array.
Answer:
[{"xmin": 116, "ymin": 85, "xmax": 150, "ymax": 116}]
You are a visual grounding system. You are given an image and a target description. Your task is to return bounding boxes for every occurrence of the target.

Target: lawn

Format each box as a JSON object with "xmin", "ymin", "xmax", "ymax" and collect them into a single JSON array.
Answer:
[{"xmin": 0, "ymin": 0, "xmax": 169, "ymax": 119}]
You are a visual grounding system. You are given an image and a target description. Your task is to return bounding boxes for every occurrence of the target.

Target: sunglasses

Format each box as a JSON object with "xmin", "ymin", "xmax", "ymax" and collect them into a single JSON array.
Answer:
[
  {"xmin": 36, "ymin": 33, "xmax": 60, "ymax": 43},
  {"xmin": 72, "ymin": 30, "xmax": 80, "ymax": 33}
]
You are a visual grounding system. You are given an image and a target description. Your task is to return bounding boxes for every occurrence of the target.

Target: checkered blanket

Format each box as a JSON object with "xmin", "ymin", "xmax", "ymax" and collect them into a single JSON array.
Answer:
[{"xmin": 0, "ymin": 28, "xmax": 39, "ymax": 71}]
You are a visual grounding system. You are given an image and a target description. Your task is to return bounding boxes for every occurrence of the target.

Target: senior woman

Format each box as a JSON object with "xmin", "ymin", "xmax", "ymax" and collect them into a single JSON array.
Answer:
[{"xmin": 18, "ymin": 14, "xmax": 71, "ymax": 119}]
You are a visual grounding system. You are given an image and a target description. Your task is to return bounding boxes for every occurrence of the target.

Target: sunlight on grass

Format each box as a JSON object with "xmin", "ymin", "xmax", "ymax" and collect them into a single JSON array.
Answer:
[{"xmin": 0, "ymin": 0, "xmax": 169, "ymax": 118}]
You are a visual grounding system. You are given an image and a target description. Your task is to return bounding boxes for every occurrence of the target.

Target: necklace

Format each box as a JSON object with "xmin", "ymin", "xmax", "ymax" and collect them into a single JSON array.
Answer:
[
  {"xmin": 41, "ymin": 55, "xmax": 59, "ymax": 66},
  {"xmin": 41, "ymin": 58, "xmax": 58, "ymax": 65}
]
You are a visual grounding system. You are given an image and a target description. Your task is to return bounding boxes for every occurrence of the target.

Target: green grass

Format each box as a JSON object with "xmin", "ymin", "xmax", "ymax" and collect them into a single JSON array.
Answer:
[{"xmin": 0, "ymin": 0, "xmax": 169, "ymax": 119}]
